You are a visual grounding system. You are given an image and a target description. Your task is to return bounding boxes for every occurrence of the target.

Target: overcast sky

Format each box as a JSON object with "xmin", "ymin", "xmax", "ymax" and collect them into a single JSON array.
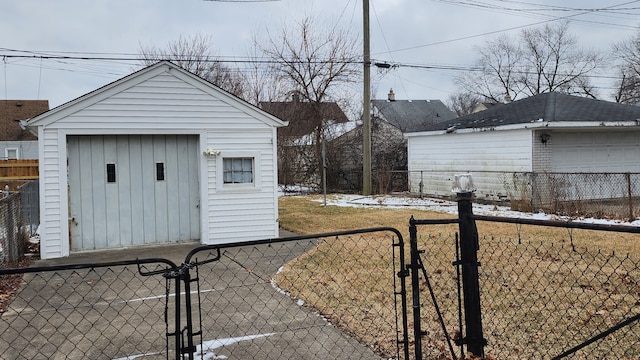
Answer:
[{"xmin": 1, "ymin": 0, "xmax": 640, "ymax": 111}]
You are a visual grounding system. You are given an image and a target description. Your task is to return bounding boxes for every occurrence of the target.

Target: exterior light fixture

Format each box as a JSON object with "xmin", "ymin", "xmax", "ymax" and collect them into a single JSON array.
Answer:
[
  {"xmin": 452, "ymin": 173, "xmax": 475, "ymax": 193},
  {"xmin": 540, "ymin": 133, "xmax": 551, "ymax": 144},
  {"xmin": 203, "ymin": 149, "xmax": 221, "ymax": 157}
]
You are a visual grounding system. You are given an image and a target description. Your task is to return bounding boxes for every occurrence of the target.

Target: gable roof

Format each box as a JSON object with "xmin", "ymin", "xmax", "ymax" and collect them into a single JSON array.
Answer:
[
  {"xmin": 371, "ymin": 99, "xmax": 457, "ymax": 133},
  {"xmin": 412, "ymin": 92, "xmax": 640, "ymax": 133},
  {"xmin": 28, "ymin": 61, "xmax": 287, "ymax": 128},
  {"xmin": 260, "ymin": 100, "xmax": 348, "ymax": 138},
  {"xmin": 0, "ymin": 100, "xmax": 49, "ymax": 140}
]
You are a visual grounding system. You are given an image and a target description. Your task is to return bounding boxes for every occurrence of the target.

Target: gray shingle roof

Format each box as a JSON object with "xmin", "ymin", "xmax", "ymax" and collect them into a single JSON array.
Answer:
[
  {"xmin": 416, "ymin": 92, "xmax": 640, "ymax": 132},
  {"xmin": 0, "ymin": 100, "xmax": 49, "ymax": 140},
  {"xmin": 371, "ymin": 99, "xmax": 457, "ymax": 133}
]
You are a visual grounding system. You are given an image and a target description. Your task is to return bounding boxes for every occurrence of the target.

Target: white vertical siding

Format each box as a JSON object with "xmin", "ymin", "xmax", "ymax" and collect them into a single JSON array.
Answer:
[{"xmin": 407, "ymin": 129, "xmax": 533, "ymax": 200}]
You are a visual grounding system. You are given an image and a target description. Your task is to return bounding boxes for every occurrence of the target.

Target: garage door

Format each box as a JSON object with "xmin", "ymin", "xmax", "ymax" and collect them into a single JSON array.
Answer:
[
  {"xmin": 551, "ymin": 131, "xmax": 640, "ymax": 172},
  {"xmin": 68, "ymin": 135, "xmax": 200, "ymax": 251}
]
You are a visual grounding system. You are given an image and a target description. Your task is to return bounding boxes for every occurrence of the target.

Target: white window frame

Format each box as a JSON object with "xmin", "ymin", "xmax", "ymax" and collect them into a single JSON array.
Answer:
[
  {"xmin": 5, "ymin": 148, "xmax": 19, "ymax": 160},
  {"xmin": 216, "ymin": 151, "xmax": 261, "ymax": 192}
]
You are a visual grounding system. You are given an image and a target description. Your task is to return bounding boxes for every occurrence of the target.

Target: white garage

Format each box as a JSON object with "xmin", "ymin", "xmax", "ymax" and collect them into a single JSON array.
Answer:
[
  {"xmin": 28, "ymin": 61, "xmax": 287, "ymax": 259},
  {"xmin": 406, "ymin": 92, "xmax": 640, "ymax": 200}
]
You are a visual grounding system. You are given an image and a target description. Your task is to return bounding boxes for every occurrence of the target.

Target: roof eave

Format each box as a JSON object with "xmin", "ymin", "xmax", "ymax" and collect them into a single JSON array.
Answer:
[{"xmin": 406, "ymin": 120, "xmax": 640, "ymax": 136}]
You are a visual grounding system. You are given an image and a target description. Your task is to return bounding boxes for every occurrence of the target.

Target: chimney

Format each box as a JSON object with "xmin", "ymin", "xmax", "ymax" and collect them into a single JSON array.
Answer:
[
  {"xmin": 291, "ymin": 91, "xmax": 300, "ymax": 103},
  {"xmin": 388, "ymin": 88, "xmax": 395, "ymax": 101},
  {"xmin": 504, "ymin": 93, "xmax": 512, "ymax": 103}
]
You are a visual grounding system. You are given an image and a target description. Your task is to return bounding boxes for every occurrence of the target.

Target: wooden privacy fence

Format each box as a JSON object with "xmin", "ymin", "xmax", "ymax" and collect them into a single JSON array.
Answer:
[{"xmin": 0, "ymin": 160, "xmax": 38, "ymax": 189}]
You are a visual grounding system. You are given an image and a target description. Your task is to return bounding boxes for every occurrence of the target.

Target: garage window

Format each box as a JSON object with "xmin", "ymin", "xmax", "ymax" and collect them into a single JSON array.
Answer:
[
  {"xmin": 223, "ymin": 158, "xmax": 254, "ymax": 184},
  {"xmin": 216, "ymin": 151, "xmax": 261, "ymax": 192},
  {"xmin": 156, "ymin": 162, "xmax": 165, "ymax": 181},
  {"xmin": 106, "ymin": 163, "xmax": 116, "ymax": 183}
]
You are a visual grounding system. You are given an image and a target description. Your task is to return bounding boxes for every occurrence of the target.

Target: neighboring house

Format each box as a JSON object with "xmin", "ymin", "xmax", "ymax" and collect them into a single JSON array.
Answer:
[
  {"xmin": 333, "ymin": 89, "xmax": 456, "ymax": 192},
  {"xmin": 260, "ymin": 91, "xmax": 349, "ymax": 140},
  {"xmin": 371, "ymin": 89, "xmax": 457, "ymax": 133},
  {"xmin": 405, "ymin": 92, "xmax": 640, "ymax": 203},
  {"xmin": 260, "ymin": 92, "xmax": 349, "ymax": 187},
  {"xmin": 27, "ymin": 61, "xmax": 287, "ymax": 259},
  {"xmin": 0, "ymin": 100, "xmax": 49, "ymax": 159}
]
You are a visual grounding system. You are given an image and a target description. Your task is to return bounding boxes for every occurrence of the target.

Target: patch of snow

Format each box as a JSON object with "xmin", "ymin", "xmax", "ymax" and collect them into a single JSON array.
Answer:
[
  {"xmin": 313, "ymin": 194, "xmax": 640, "ymax": 227},
  {"xmin": 113, "ymin": 333, "xmax": 275, "ymax": 360}
]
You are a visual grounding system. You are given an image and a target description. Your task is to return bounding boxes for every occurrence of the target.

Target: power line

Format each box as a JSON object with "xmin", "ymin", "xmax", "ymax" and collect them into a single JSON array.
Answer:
[
  {"xmin": 381, "ymin": 0, "xmax": 640, "ymax": 56},
  {"xmin": 0, "ymin": 51, "xmax": 630, "ymax": 84}
]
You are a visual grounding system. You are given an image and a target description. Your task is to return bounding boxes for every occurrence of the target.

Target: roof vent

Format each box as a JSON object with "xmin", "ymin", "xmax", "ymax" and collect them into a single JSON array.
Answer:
[
  {"xmin": 388, "ymin": 88, "xmax": 395, "ymax": 101},
  {"xmin": 504, "ymin": 93, "xmax": 512, "ymax": 103}
]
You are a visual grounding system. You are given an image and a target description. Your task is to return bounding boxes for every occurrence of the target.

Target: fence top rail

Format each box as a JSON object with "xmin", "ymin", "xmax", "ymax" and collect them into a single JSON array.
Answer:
[
  {"xmin": 0, "ymin": 257, "xmax": 178, "ymax": 276},
  {"xmin": 411, "ymin": 218, "xmax": 460, "ymax": 226},
  {"xmin": 410, "ymin": 170, "xmax": 640, "ymax": 175},
  {"xmin": 192, "ymin": 227, "xmax": 404, "ymax": 255},
  {"xmin": 473, "ymin": 214, "xmax": 640, "ymax": 234}
]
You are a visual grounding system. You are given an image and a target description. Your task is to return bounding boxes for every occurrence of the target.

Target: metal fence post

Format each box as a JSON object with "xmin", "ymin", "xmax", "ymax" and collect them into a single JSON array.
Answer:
[
  {"xmin": 456, "ymin": 191, "xmax": 486, "ymax": 358},
  {"xmin": 626, "ymin": 173, "xmax": 634, "ymax": 221},
  {"xmin": 408, "ymin": 216, "xmax": 424, "ymax": 360}
]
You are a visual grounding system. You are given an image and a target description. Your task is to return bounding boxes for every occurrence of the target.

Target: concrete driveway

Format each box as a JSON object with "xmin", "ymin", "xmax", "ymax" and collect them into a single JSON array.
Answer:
[{"xmin": 1, "ymin": 230, "xmax": 385, "ymax": 359}]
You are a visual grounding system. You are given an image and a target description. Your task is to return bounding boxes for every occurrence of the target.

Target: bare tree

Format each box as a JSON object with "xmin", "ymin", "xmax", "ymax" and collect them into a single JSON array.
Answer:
[
  {"xmin": 612, "ymin": 31, "xmax": 640, "ymax": 104},
  {"xmin": 447, "ymin": 91, "xmax": 484, "ymax": 116},
  {"xmin": 458, "ymin": 34, "xmax": 524, "ymax": 103},
  {"xmin": 242, "ymin": 46, "xmax": 286, "ymax": 106},
  {"xmin": 456, "ymin": 22, "xmax": 602, "ymax": 102},
  {"xmin": 139, "ymin": 33, "xmax": 246, "ymax": 97},
  {"xmin": 254, "ymin": 17, "xmax": 361, "ymax": 187}
]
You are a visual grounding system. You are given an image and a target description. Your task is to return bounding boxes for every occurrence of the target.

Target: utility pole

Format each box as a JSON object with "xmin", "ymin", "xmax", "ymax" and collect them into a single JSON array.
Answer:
[{"xmin": 362, "ymin": 0, "xmax": 372, "ymax": 195}]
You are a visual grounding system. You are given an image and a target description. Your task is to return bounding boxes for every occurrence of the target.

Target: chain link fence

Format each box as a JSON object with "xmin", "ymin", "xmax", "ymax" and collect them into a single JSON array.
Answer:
[
  {"xmin": 505, "ymin": 172, "xmax": 640, "ymax": 220},
  {"xmin": 0, "ymin": 259, "xmax": 178, "ymax": 359},
  {"xmin": 278, "ymin": 169, "xmax": 408, "ymax": 195},
  {"xmin": 1, "ymin": 229, "xmax": 407, "ymax": 359},
  {"xmin": 280, "ymin": 170, "xmax": 640, "ymax": 221},
  {"xmin": 0, "ymin": 180, "xmax": 39, "ymax": 267},
  {"xmin": 413, "ymin": 217, "xmax": 640, "ymax": 359},
  {"xmin": 0, "ymin": 193, "xmax": 25, "ymax": 266},
  {"xmin": 2, "ymin": 216, "xmax": 638, "ymax": 359},
  {"xmin": 17, "ymin": 180, "xmax": 39, "ymax": 237}
]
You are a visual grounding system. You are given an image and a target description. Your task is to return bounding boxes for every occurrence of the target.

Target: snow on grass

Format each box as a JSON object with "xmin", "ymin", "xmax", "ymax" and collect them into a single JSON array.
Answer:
[{"xmin": 313, "ymin": 194, "xmax": 640, "ymax": 227}]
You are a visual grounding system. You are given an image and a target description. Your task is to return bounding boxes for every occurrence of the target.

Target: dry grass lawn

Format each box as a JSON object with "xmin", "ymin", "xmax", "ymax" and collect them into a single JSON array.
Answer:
[
  {"xmin": 276, "ymin": 195, "xmax": 640, "ymax": 359},
  {"xmin": 278, "ymin": 195, "xmax": 640, "ymax": 254}
]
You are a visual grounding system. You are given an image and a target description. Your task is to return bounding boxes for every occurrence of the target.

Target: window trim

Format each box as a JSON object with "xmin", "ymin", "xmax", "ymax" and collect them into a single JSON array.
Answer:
[{"xmin": 215, "ymin": 151, "xmax": 261, "ymax": 192}]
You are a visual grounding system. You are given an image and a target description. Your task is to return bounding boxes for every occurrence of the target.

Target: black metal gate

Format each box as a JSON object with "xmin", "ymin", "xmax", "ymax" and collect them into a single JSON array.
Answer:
[
  {"xmin": 406, "ymin": 190, "xmax": 640, "ymax": 359},
  {"xmin": 2, "ymin": 228, "xmax": 408, "ymax": 360}
]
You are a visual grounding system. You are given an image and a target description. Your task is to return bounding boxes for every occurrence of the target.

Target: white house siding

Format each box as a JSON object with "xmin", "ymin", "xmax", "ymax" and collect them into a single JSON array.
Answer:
[
  {"xmin": 33, "ymin": 63, "xmax": 284, "ymax": 259},
  {"xmin": 204, "ymin": 128, "xmax": 279, "ymax": 244},
  {"xmin": 0, "ymin": 141, "xmax": 39, "ymax": 160},
  {"xmin": 407, "ymin": 129, "xmax": 533, "ymax": 200}
]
